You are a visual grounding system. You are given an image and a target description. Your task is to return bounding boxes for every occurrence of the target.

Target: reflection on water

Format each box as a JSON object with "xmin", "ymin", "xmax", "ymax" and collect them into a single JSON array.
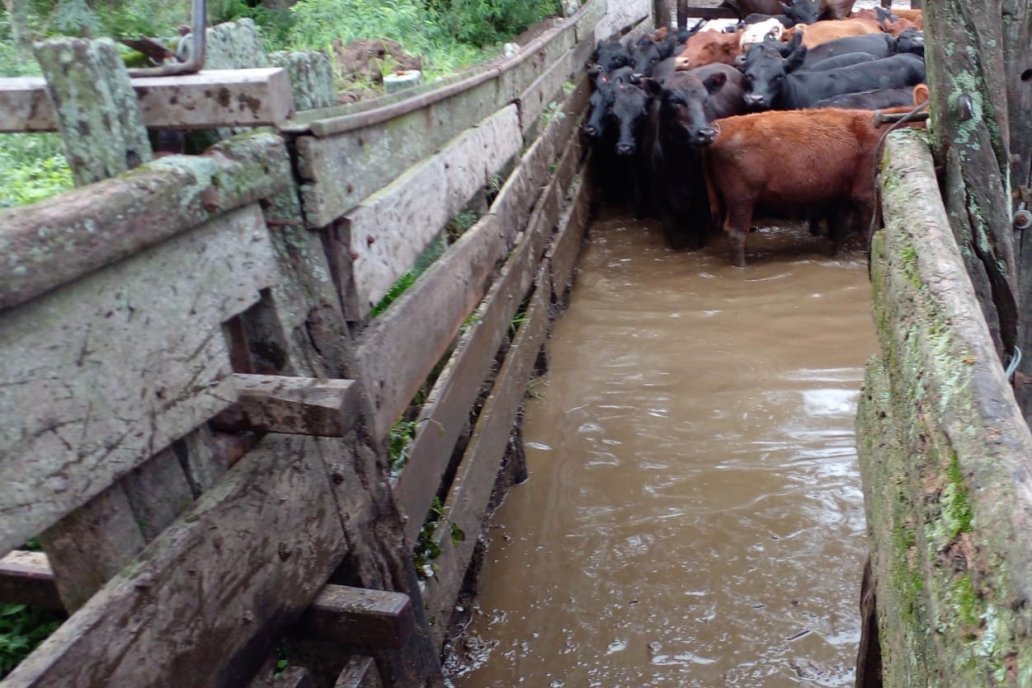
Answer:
[{"xmin": 447, "ymin": 213, "xmax": 877, "ymax": 688}]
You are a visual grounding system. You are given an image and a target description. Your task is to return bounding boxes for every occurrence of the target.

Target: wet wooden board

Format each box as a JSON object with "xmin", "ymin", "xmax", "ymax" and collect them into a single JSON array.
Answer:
[
  {"xmin": 596, "ymin": 0, "xmax": 652, "ymax": 40},
  {"xmin": 355, "ymin": 83, "xmax": 585, "ymax": 441},
  {"xmin": 294, "ymin": 5, "xmax": 585, "ymax": 227},
  {"xmin": 293, "ymin": 585, "xmax": 413, "ymax": 650},
  {"xmin": 343, "ymin": 106, "xmax": 521, "ymax": 319},
  {"xmin": 424, "ymin": 276, "xmax": 551, "ymax": 646},
  {"xmin": 0, "ymin": 551, "xmax": 62, "ymax": 610},
  {"xmin": 518, "ymin": 49, "xmax": 575, "ymax": 135},
  {"xmin": 575, "ymin": 0, "xmax": 609, "ymax": 44},
  {"xmin": 0, "ymin": 69, "xmax": 294, "ymax": 132},
  {"xmin": 0, "ymin": 131, "xmax": 290, "ymax": 312},
  {"xmin": 355, "ymin": 213, "xmax": 507, "ymax": 441},
  {"xmin": 549, "ymin": 174, "xmax": 592, "ymax": 301},
  {"xmin": 334, "ymin": 657, "xmax": 379, "ymax": 688},
  {"xmin": 210, "ymin": 375, "xmax": 362, "ymax": 437},
  {"xmin": 394, "ymin": 180, "xmax": 563, "ymax": 541},
  {"xmin": 0, "ymin": 203, "xmax": 278, "ymax": 557},
  {"xmin": 2, "ymin": 435, "xmax": 347, "ymax": 688}
]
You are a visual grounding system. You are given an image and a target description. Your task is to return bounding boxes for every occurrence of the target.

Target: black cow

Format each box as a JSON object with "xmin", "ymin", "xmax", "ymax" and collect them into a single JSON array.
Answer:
[
  {"xmin": 591, "ymin": 38, "xmax": 631, "ymax": 72},
  {"xmin": 742, "ymin": 0, "xmax": 819, "ymax": 27},
  {"xmin": 895, "ymin": 28, "xmax": 924, "ymax": 57},
  {"xmin": 802, "ymin": 51, "xmax": 877, "ymax": 71},
  {"xmin": 630, "ymin": 33, "xmax": 679, "ymax": 76},
  {"xmin": 742, "ymin": 41, "xmax": 925, "ymax": 110},
  {"xmin": 811, "ymin": 86, "xmax": 916, "ymax": 110},
  {"xmin": 636, "ymin": 64, "xmax": 748, "ymax": 247},
  {"xmin": 584, "ymin": 66, "xmax": 634, "ymax": 138}
]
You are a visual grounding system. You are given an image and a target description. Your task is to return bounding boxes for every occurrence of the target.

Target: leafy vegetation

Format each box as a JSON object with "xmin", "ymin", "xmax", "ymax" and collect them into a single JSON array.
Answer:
[
  {"xmin": 0, "ymin": 604, "xmax": 65, "ymax": 679},
  {"xmin": 0, "ymin": 134, "xmax": 74, "ymax": 209}
]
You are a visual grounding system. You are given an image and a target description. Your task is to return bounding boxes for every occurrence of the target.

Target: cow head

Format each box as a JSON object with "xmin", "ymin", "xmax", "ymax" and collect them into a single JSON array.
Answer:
[
  {"xmin": 677, "ymin": 30, "xmax": 742, "ymax": 70},
  {"xmin": 780, "ymin": 0, "xmax": 818, "ymax": 26},
  {"xmin": 584, "ymin": 67, "xmax": 633, "ymax": 138},
  {"xmin": 894, "ymin": 28, "xmax": 924, "ymax": 57},
  {"xmin": 742, "ymin": 37, "xmax": 805, "ymax": 109},
  {"xmin": 646, "ymin": 70, "xmax": 724, "ymax": 146},
  {"xmin": 591, "ymin": 38, "xmax": 631, "ymax": 72},
  {"xmin": 631, "ymin": 33, "xmax": 677, "ymax": 77},
  {"xmin": 610, "ymin": 81, "xmax": 652, "ymax": 156}
]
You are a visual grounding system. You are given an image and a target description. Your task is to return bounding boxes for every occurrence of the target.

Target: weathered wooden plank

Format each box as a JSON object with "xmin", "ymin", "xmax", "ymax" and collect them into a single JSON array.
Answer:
[
  {"xmin": 293, "ymin": 585, "xmax": 413, "ymax": 651},
  {"xmin": 0, "ymin": 69, "xmax": 296, "ymax": 132},
  {"xmin": 211, "ymin": 374, "xmax": 362, "ymax": 437},
  {"xmin": 34, "ymin": 37, "xmax": 152, "ymax": 185},
  {"xmin": 0, "ymin": 130, "xmax": 290, "ymax": 312},
  {"xmin": 574, "ymin": 0, "xmax": 609, "ymax": 44},
  {"xmin": 395, "ymin": 180, "xmax": 563, "ymax": 541},
  {"xmin": 3, "ymin": 434, "xmax": 348, "ymax": 688},
  {"xmin": 518, "ymin": 48, "xmax": 574, "ymax": 136},
  {"xmin": 173, "ymin": 425, "xmax": 227, "ymax": 498},
  {"xmin": 424, "ymin": 277, "xmax": 551, "ymax": 646},
  {"xmin": 334, "ymin": 656, "xmax": 379, "ymax": 688},
  {"xmin": 355, "ymin": 213, "xmax": 506, "ymax": 441},
  {"xmin": 549, "ymin": 174, "xmax": 591, "ymax": 302},
  {"xmin": 122, "ymin": 446, "xmax": 196, "ymax": 540},
  {"xmin": 0, "ymin": 551, "xmax": 62, "ymax": 610},
  {"xmin": 926, "ymin": 0, "xmax": 1018, "ymax": 361},
  {"xmin": 296, "ymin": 77, "xmax": 503, "ymax": 228},
  {"xmin": 857, "ymin": 130, "xmax": 1032, "ymax": 684},
  {"xmin": 0, "ymin": 203, "xmax": 279, "ymax": 557},
  {"xmin": 269, "ymin": 52, "xmax": 336, "ymax": 112},
  {"xmin": 248, "ymin": 665, "xmax": 314, "ymax": 688},
  {"xmin": 355, "ymin": 79, "xmax": 588, "ymax": 441},
  {"xmin": 596, "ymin": 0, "xmax": 652, "ymax": 40},
  {"xmin": 341, "ymin": 105, "xmax": 521, "ymax": 320},
  {"xmin": 294, "ymin": 6, "xmax": 586, "ymax": 226},
  {"xmin": 37, "ymin": 482, "xmax": 146, "ymax": 612}
]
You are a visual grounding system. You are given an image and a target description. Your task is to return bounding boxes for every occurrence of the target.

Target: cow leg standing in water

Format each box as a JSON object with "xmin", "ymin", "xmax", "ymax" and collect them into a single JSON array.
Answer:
[{"xmin": 701, "ymin": 109, "xmax": 886, "ymax": 266}]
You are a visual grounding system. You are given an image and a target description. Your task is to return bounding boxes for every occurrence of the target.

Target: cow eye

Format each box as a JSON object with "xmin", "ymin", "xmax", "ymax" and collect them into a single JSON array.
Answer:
[
  {"xmin": 651, "ymin": 56, "xmax": 659, "ymax": 63},
  {"xmin": 744, "ymin": 73, "xmax": 754, "ymax": 81},
  {"xmin": 774, "ymin": 74, "xmax": 785, "ymax": 82},
  {"xmin": 668, "ymin": 97, "xmax": 684, "ymax": 106}
]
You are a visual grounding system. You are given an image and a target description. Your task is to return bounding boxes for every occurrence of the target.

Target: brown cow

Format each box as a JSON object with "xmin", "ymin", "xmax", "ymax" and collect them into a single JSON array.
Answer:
[
  {"xmin": 701, "ymin": 107, "xmax": 919, "ymax": 266},
  {"xmin": 676, "ymin": 29, "xmax": 744, "ymax": 70},
  {"xmin": 726, "ymin": 0, "xmax": 855, "ymax": 19},
  {"xmin": 783, "ymin": 17, "xmax": 882, "ymax": 47}
]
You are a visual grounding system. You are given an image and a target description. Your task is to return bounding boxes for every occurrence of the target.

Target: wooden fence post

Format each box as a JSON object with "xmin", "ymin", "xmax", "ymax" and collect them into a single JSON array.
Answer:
[
  {"xmin": 33, "ymin": 38, "xmax": 153, "ymax": 185},
  {"xmin": 924, "ymin": 0, "xmax": 1018, "ymax": 362}
]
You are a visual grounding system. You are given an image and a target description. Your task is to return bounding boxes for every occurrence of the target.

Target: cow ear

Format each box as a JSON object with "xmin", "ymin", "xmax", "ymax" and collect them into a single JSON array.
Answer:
[
  {"xmin": 778, "ymin": 30, "xmax": 802, "ymax": 56},
  {"xmin": 703, "ymin": 71, "xmax": 728, "ymax": 94},
  {"xmin": 784, "ymin": 43, "xmax": 807, "ymax": 72},
  {"xmin": 642, "ymin": 77, "xmax": 665, "ymax": 98}
]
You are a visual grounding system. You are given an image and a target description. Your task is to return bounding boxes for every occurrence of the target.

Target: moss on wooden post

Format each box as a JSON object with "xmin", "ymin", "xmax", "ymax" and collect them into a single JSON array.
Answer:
[
  {"xmin": 924, "ymin": 0, "xmax": 1018, "ymax": 361},
  {"xmin": 858, "ymin": 129, "xmax": 1032, "ymax": 686},
  {"xmin": 33, "ymin": 37, "xmax": 153, "ymax": 186},
  {"xmin": 270, "ymin": 51, "xmax": 337, "ymax": 112}
]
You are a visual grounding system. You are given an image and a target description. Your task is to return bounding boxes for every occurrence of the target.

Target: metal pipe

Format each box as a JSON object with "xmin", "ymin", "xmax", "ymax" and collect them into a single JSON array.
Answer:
[{"xmin": 126, "ymin": 0, "xmax": 206, "ymax": 77}]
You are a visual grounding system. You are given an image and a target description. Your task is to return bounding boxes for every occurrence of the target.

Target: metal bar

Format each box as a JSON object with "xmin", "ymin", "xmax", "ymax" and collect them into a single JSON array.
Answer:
[{"xmin": 126, "ymin": 0, "xmax": 206, "ymax": 77}]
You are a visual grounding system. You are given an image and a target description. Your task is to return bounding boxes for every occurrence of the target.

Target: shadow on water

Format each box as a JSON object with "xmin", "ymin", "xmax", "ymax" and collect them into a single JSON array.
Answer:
[{"xmin": 445, "ymin": 211, "xmax": 878, "ymax": 688}]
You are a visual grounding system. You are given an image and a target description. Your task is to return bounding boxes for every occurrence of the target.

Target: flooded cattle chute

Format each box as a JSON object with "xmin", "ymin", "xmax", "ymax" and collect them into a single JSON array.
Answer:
[{"xmin": 446, "ymin": 214, "xmax": 877, "ymax": 687}]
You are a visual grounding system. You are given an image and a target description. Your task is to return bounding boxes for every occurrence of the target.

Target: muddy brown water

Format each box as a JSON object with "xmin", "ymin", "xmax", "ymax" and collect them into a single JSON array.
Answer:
[{"xmin": 446, "ymin": 212, "xmax": 878, "ymax": 687}]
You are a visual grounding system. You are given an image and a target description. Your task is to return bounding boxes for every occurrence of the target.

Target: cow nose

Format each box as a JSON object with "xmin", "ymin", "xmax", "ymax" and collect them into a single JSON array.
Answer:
[
  {"xmin": 583, "ymin": 124, "xmax": 598, "ymax": 137},
  {"xmin": 744, "ymin": 93, "xmax": 766, "ymax": 107},
  {"xmin": 616, "ymin": 143, "xmax": 635, "ymax": 156},
  {"xmin": 696, "ymin": 127, "xmax": 717, "ymax": 143}
]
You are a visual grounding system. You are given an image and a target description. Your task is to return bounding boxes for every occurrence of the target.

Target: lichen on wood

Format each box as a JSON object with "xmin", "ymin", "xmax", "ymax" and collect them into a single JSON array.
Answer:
[
  {"xmin": 33, "ymin": 37, "xmax": 153, "ymax": 186},
  {"xmin": 857, "ymin": 130, "xmax": 1032, "ymax": 685}
]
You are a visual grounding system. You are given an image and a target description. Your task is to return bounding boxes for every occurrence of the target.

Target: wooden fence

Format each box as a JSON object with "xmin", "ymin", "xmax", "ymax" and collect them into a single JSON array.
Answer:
[{"xmin": 0, "ymin": 0, "xmax": 655, "ymax": 685}]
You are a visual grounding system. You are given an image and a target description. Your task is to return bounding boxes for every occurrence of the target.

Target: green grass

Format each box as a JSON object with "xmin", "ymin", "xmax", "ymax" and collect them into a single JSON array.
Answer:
[
  {"xmin": 0, "ymin": 604, "xmax": 65, "ymax": 679},
  {"xmin": 0, "ymin": 134, "xmax": 74, "ymax": 209}
]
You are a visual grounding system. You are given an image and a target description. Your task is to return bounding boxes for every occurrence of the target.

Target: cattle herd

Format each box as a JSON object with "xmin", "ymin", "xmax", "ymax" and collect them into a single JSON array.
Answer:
[{"xmin": 584, "ymin": 0, "xmax": 928, "ymax": 266}]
